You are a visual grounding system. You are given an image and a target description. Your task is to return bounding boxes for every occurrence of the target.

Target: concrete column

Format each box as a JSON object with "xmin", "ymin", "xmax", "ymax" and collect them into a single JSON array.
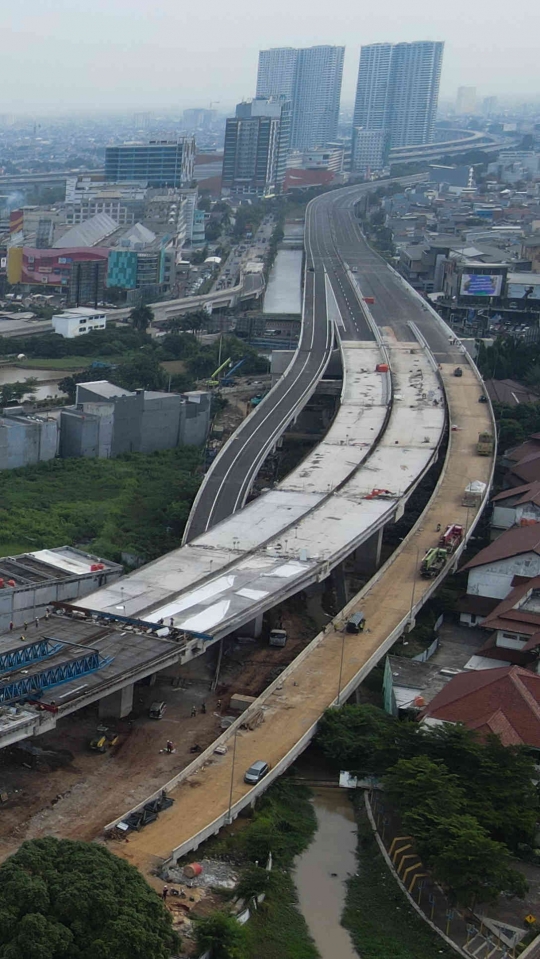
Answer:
[
  {"xmin": 243, "ymin": 613, "xmax": 264, "ymax": 638},
  {"xmin": 353, "ymin": 528, "xmax": 383, "ymax": 577},
  {"xmin": 98, "ymin": 683, "xmax": 134, "ymax": 719},
  {"xmin": 332, "ymin": 563, "xmax": 348, "ymax": 610}
]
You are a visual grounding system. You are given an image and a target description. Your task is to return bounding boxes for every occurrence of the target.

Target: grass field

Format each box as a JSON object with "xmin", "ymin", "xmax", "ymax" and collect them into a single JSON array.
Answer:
[{"xmin": 0, "ymin": 447, "xmax": 201, "ymax": 563}]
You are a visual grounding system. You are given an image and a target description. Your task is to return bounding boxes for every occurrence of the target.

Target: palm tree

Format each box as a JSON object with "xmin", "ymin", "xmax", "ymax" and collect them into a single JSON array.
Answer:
[{"xmin": 129, "ymin": 305, "xmax": 154, "ymax": 332}]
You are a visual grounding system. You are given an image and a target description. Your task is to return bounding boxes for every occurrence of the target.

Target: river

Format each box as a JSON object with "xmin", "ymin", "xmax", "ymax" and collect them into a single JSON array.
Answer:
[
  {"xmin": 294, "ymin": 788, "xmax": 358, "ymax": 959},
  {"xmin": 0, "ymin": 366, "xmax": 66, "ymax": 401}
]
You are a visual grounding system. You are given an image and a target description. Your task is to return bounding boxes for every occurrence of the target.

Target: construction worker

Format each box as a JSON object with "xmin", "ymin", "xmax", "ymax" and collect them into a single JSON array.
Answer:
[
  {"xmin": 35, "ymin": 617, "xmax": 39, "ymax": 628},
  {"xmin": 190, "ymin": 705, "xmax": 197, "ymax": 718},
  {"xmin": 23, "ymin": 621, "xmax": 28, "ymax": 632},
  {"xmin": 216, "ymin": 699, "xmax": 222, "ymax": 711},
  {"xmin": 9, "ymin": 621, "xmax": 13, "ymax": 631},
  {"xmin": 166, "ymin": 740, "xmax": 173, "ymax": 754},
  {"xmin": 162, "ymin": 886, "xmax": 169, "ymax": 900},
  {"xmin": 201, "ymin": 702, "xmax": 206, "ymax": 714}
]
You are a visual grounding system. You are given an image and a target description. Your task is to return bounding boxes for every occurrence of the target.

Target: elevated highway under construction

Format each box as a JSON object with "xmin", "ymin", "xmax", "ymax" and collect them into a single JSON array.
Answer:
[
  {"xmin": 93, "ymin": 184, "xmax": 495, "ymax": 875},
  {"xmin": 0, "ymin": 178, "xmax": 495, "ymax": 872}
]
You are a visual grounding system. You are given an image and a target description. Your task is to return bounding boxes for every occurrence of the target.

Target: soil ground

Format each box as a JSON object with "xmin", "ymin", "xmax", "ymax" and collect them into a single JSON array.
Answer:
[{"xmin": 0, "ymin": 604, "xmax": 314, "ymax": 866}]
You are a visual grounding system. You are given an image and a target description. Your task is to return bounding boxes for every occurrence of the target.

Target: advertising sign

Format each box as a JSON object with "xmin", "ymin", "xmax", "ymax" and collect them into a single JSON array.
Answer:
[{"xmin": 460, "ymin": 273, "xmax": 503, "ymax": 297}]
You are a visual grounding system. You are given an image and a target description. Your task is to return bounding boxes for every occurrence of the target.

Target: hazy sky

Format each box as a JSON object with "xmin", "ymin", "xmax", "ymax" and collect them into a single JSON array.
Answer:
[{"xmin": 3, "ymin": 0, "xmax": 539, "ymax": 112}]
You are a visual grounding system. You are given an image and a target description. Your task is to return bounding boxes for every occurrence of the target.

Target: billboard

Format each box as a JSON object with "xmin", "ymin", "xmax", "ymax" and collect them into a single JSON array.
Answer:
[
  {"xmin": 507, "ymin": 280, "xmax": 540, "ymax": 301},
  {"xmin": 460, "ymin": 273, "xmax": 503, "ymax": 297}
]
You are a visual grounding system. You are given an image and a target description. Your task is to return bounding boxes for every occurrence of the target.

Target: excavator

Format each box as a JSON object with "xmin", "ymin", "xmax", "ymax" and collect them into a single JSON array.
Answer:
[{"xmin": 89, "ymin": 726, "xmax": 120, "ymax": 754}]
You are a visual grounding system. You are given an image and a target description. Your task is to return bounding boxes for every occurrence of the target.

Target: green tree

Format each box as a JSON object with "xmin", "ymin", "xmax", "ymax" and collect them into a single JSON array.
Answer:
[
  {"xmin": 194, "ymin": 911, "xmax": 247, "ymax": 959},
  {"xmin": 205, "ymin": 219, "xmax": 222, "ymax": 242},
  {"xmin": 317, "ymin": 704, "xmax": 389, "ymax": 773},
  {"xmin": 129, "ymin": 305, "xmax": 154, "ymax": 332},
  {"xmin": 0, "ymin": 378, "xmax": 38, "ymax": 405},
  {"xmin": 431, "ymin": 815, "xmax": 528, "ymax": 908},
  {"xmin": 0, "ymin": 837, "xmax": 178, "ymax": 959},
  {"xmin": 114, "ymin": 352, "xmax": 166, "ymax": 391}
]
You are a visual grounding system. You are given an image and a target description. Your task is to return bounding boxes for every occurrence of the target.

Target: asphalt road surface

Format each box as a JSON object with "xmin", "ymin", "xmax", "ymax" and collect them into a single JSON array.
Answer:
[{"xmin": 184, "ymin": 175, "xmax": 442, "ymax": 542}]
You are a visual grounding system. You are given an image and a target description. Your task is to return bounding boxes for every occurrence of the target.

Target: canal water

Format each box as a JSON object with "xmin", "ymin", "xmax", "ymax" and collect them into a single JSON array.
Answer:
[
  {"xmin": 0, "ymin": 366, "xmax": 66, "ymax": 401},
  {"xmin": 294, "ymin": 787, "xmax": 358, "ymax": 959}
]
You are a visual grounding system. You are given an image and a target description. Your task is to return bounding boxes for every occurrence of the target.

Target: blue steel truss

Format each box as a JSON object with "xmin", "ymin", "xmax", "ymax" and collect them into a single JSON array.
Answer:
[
  {"xmin": 0, "ymin": 651, "xmax": 113, "ymax": 706},
  {"xmin": 0, "ymin": 639, "xmax": 64, "ymax": 674}
]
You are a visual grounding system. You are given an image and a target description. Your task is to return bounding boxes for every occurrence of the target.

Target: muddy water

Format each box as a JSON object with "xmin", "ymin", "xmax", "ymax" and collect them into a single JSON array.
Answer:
[
  {"xmin": 294, "ymin": 788, "xmax": 358, "ymax": 959},
  {"xmin": 0, "ymin": 366, "xmax": 66, "ymax": 401}
]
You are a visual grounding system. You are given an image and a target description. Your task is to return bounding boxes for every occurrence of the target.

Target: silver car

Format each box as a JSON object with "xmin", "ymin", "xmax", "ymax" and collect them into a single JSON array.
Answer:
[{"xmin": 244, "ymin": 760, "xmax": 270, "ymax": 784}]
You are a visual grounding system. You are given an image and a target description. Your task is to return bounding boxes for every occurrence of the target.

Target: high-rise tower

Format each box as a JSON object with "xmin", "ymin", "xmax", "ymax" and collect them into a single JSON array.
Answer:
[
  {"xmin": 256, "ymin": 45, "xmax": 345, "ymax": 153},
  {"xmin": 256, "ymin": 48, "xmax": 298, "ymax": 101},
  {"xmin": 352, "ymin": 41, "xmax": 444, "ymax": 172}
]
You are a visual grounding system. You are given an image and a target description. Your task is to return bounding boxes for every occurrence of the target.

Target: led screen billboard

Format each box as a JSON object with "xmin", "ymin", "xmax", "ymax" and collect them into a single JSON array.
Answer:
[{"xmin": 460, "ymin": 273, "xmax": 503, "ymax": 297}]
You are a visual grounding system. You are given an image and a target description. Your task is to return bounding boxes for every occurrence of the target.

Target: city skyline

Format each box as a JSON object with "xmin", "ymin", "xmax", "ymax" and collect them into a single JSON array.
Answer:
[{"xmin": 0, "ymin": 0, "xmax": 538, "ymax": 111}]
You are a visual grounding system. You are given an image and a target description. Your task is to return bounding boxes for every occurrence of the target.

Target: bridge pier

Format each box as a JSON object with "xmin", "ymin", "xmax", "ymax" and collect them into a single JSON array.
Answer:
[
  {"xmin": 332, "ymin": 563, "xmax": 348, "ymax": 610},
  {"xmin": 243, "ymin": 613, "xmax": 264, "ymax": 638},
  {"xmin": 353, "ymin": 528, "xmax": 383, "ymax": 576},
  {"xmin": 99, "ymin": 683, "xmax": 134, "ymax": 719}
]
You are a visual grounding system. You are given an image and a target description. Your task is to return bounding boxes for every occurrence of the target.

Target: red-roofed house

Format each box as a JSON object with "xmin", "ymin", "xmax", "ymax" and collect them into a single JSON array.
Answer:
[
  {"xmin": 421, "ymin": 666, "xmax": 540, "ymax": 748},
  {"xmin": 473, "ymin": 576, "xmax": 540, "ymax": 667},
  {"xmin": 459, "ymin": 526, "xmax": 540, "ymax": 627}
]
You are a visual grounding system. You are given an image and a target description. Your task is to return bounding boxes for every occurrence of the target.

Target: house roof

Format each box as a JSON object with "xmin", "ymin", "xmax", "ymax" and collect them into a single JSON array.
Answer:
[
  {"xmin": 422, "ymin": 665, "xmax": 540, "ymax": 747},
  {"xmin": 481, "ymin": 575, "xmax": 540, "ymax": 633},
  {"xmin": 511, "ymin": 453, "xmax": 540, "ymax": 486},
  {"xmin": 505, "ymin": 437, "xmax": 540, "ymax": 464},
  {"xmin": 456, "ymin": 594, "xmax": 500, "ymax": 617},
  {"xmin": 492, "ymin": 480, "xmax": 540, "ymax": 507},
  {"xmin": 463, "ymin": 524, "xmax": 540, "ymax": 570},
  {"xmin": 484, "ymin": 379, "xmax": 540, "ymax": 407}
]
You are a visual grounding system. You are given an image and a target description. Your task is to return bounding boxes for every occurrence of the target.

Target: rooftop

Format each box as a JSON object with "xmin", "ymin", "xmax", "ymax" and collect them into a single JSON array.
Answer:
[
  {"xmin": 463, "ymin": 525, "xmax": 540, "ymax": 570},
  {"xmin": 422, "ymin": 665, "xmax": 540, "ymax": 748},
  {"xmin": 53, "ymin": 212, "xmax": 120, "ymax": 248}
]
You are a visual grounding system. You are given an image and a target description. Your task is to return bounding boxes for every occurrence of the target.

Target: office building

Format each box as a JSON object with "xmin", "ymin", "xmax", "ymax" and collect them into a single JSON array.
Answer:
[
  {"xmin": 256, "ymin": 48, "xmax": 298, "ymax": 100},
  {"xmin": 482, "ymin": 96, "xmax": 498, "ymax": 118},
  {"xmin": 222, "ymin": 97, "xmax": 291, "ymax": 197},
  {"xmin": 290, "ymin": 46, "xmax": 344, "ymax": 151},
  {"xmin": 256, "ymin": 46, "xmax": 345, "ymax": 152},
  {"xmin": 456, "ymin": 86, "xmax": 477, "ymax": 115},
  {"xmin": 104, "ymin": 138, "xmax": 195, "ymax": 188},
  {"xmin": 351, "ymin": 41, "xmax": 444, "ymax": 170}
]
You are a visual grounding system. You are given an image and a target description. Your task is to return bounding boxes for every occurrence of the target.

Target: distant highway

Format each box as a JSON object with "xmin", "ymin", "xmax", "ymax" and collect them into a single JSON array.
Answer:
[{"xmin": 183, "ymin": 174, "xmax": 428, "ymax": 542}]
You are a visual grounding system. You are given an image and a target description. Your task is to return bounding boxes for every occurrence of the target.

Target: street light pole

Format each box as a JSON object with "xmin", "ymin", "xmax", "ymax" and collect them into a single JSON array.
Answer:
[
  {"xmin": 336, "ymin": 630, "xmax": 346, "ymax": 706},
  {"xmin": 226, "ymin": 728, "xmax": 238, "ymax": 825}
]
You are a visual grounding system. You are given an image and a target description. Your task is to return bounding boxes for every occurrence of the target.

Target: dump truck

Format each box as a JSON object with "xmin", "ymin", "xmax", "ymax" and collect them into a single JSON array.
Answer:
[
  {"xmin": 420, "ymin": 548, "xmax": 448, "ymax": 578},
  {"xmin": 477, "ymin": 431, "xmax": 494, "ymax": 455},
  {"xmin": 439, "ymin": 524, "xmax": 464, "ymax": 553}
]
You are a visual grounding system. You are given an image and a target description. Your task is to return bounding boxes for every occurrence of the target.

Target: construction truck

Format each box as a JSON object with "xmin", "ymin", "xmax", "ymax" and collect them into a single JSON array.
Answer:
[
  {"xmin": 477, "ymin": 431, "xmax": 494, "ymax": 455},
  {"xmin": 269, "ymin": 628, "xmax": 287, "ymax": 647},
  {"xmin": 420, "ymin": 548, "xmax": 448, "ymax": 578},
  {"xmin": 439, "ymin": 524, "xmax": 463, "ymax": 554}
]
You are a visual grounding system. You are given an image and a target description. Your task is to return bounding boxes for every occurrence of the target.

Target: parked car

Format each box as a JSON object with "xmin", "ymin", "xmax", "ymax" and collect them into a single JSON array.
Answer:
[{"xmin": 244, "ymin": 760, "xmax": 270, "ymax": 784}]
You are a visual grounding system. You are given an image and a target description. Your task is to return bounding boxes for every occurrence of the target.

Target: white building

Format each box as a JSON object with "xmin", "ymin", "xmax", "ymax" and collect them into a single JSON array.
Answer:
[
  {"xmin": 52, "ymin": 308, "xmax": 107, "ymax": 339},
  {"xmin": 352, "ymin": 128, "xmax": 386, "ymax": 175},
  {"xmin": 459, "ymin": 525, "xmax": 540, "ymax": 626}
]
